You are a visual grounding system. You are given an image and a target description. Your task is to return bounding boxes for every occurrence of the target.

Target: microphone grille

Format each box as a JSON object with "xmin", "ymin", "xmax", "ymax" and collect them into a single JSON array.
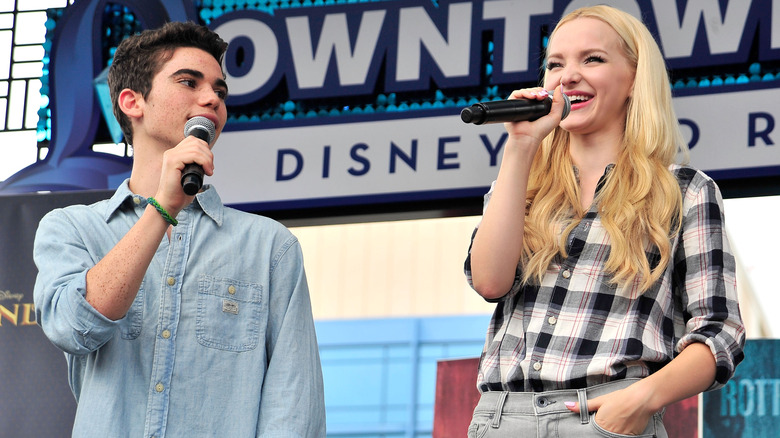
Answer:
[{"xmin": 184, "ymin": 116, "xmax": 216, "ymax": 144}]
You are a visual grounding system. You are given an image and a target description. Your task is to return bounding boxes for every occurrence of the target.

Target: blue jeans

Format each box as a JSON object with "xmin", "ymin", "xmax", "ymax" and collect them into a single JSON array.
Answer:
[{"xmin": 468, "ymin": 379, "xmax": 668, "ymax": 438}]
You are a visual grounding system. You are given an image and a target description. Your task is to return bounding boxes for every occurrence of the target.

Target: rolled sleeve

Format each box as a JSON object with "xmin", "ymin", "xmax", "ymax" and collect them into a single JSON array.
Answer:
[
  {"xmin": 33, "ymin": 209, "xmax": 119, "ymax": 355},
  {"xmin": 674, "ymin": 173, "xmax": 746, "ymax": 389}
]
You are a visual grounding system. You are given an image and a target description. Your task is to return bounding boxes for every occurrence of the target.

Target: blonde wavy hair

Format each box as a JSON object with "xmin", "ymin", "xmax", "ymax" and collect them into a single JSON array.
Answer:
[{"xmin": 521, "ymin": 5, "xmax": 689, "ymax": 291}]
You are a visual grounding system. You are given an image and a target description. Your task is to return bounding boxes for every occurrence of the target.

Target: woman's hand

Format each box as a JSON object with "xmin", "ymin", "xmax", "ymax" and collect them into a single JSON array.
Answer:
[
  {"xmin": 503, "ymin": 86, "xmax": 567, "ymax": 148},
  {"xmin": 565, "ymin": 383, "xmax": 656, "ymax": 435}
]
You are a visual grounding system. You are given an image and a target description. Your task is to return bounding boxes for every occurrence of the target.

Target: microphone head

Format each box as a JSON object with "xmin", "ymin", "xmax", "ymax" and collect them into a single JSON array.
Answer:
[
  {"xmin": 560, "ymin": 93, "xmax": 571, "ymax": 120},
  {"xmin": 460, "ymin": 105, "xmax": 486, "ymax": 124},
  {"xmin": 184, "ymin": 116, "xmax": 216, "ymax": 144}
]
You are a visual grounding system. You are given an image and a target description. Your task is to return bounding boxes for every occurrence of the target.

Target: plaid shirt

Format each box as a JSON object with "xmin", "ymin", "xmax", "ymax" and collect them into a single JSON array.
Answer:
[{"xmin": 465, "ymin": 165, "xmax": 745, "ymax": 392}]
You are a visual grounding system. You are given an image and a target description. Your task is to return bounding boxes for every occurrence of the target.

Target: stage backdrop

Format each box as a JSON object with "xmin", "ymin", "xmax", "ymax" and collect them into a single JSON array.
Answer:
[
  {"xmin": 0, "ymin": 189, "xmax": 112, "ymax": 436},
  {"xmin": 1, "ymin": 0, "xmax": 779, "ymax": 207}
]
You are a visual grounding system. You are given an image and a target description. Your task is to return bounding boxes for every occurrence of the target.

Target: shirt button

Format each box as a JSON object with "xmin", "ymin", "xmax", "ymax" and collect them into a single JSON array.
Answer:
[
  {"xmin": 167, "ymin": 277, "xmax": 175, "ymax": 286},
  {"xmin": 161, "ymin": 329, "xmax": 171, "ymax": 339},
  {"xmin": 548, "ymin": 316, "xmax": 557, "ymax": 325},
  {"xmin": 533, "ymin": 362, "xmax": 542, "ymax": 371},
  {"xmin": 228, "ymin": 285, "xmax": 236, "ymax": 295},
  {"xmin": 133, "ymin": 197, "xmax": 141, "ymax": 205},
  {"xmin": 155, "ymin": 383, "xmax": 164, "ymax": 393},
  {"xmin": 562, "ymin": 270, "xmax": 571, "ymax": 279}
]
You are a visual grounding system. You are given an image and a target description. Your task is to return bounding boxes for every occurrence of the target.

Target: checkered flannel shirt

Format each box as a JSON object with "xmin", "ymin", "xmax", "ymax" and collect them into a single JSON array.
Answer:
[{"xmin": 465, "ymin": 165, "xmax": 745, "ymax": 392}]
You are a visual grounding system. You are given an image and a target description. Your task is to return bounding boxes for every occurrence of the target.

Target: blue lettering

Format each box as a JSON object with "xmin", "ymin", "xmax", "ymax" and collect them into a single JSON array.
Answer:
[
  {"xmin": 719, "ymin": 378, "xmax": 780, "ymax": 418},
  {"xmin": 748, "ymin": 112, "xmax": 775, "ymax": 147},
  {"xmin": 678, "ymin": 118, "xmax": 700, "ymax": 150},
  {"xmin": 322, "ymin": 146, "xmax": 331, "ymax": 178},
  {"xmin": 389, "ymin": 140, "xmax": 417, "ymax": 173},
  {"xmin": 348, "ymin": 144, "xmax": 371, "ymax": 176},
  {"xmin": 480, "ymin": 133, "xmax": 507, "ymax": 166},
  {"xmin": 276, "ymin": 149, "xmax": 303, "ymax": 181},
  {"xmin": 437, "ymin": 137, "xmax": 460, "ymax": 170},
  {"xmin": 721, "ymin": 380, "xmax": 737, "ymax": 416},
  {"xmin": 739, "ymin": 379, "xmax": 756, "ymax": 416}
]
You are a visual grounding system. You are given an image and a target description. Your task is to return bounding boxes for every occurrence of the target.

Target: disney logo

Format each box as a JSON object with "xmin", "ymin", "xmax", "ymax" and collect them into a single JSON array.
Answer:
[{"xmin": 0, "ymin": 290, "xmax": 24, "ymax": 302}]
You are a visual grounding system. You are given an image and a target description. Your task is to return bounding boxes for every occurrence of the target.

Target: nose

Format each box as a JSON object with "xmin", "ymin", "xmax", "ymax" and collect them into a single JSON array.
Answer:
[
  {"xmin": 560, "ymin": 64, "xmax": 582, "ymax": 87},
  {"xmin": 199, "ymin": 87, "xmax": 222, "ymax": 108}
]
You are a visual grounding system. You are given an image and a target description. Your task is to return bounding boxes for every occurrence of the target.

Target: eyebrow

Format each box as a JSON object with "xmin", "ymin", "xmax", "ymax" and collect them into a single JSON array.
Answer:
[
  {"xmin": 171, "ymin": 68, "xmax": 229, "ymax": 94},
  {"xmin": 547, "ymin": 48, "xmax": 609, "ymax": 59}
]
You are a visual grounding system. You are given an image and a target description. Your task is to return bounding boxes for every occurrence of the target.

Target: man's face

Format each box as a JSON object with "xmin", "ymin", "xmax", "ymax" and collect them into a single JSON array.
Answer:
[{"xmin": 136, "ymin": 46, "xmax": 228, "ymax": 150}]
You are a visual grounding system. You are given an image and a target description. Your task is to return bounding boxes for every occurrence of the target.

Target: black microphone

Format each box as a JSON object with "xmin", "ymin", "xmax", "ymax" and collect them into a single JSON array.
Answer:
[
  {"xmin": 460, "ymin": 93, "xmax": 571, "ymax": 125},
  {"xmin": 181, "ymin": 116, "xmax": 216, "ymax": 196}
]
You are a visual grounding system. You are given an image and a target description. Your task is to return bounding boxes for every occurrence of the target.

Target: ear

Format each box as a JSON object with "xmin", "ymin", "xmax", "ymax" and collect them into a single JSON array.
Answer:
[{"xmin": 117, "ymin": 88, "xmax": 144, "ymax": 120}]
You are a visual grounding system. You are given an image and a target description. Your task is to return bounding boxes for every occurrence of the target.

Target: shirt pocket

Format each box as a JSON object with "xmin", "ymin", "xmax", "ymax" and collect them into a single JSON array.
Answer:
[
  {"xmin": 119, "ymin": 283, "xmax": 144, "ymax": 340},
  {"xmin": 196, "ymin": 274, "xmax": 265, "ymax": 352}
]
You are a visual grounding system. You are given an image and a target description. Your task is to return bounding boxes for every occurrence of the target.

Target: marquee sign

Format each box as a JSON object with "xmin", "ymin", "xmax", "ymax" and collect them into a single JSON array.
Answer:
[{"xmin": 0, "ymin": 0, "xmax": 778, "ymax": 212}]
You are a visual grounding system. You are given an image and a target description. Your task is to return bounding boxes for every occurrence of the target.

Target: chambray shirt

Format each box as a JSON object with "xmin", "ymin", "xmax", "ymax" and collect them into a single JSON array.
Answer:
[
  {"xmin": 33, "ymin": 181, "xmax": 325, "ymax": 437},
  {"xmin": 465, "ymin": 165, "xmax": 745, "ymax": 393}
]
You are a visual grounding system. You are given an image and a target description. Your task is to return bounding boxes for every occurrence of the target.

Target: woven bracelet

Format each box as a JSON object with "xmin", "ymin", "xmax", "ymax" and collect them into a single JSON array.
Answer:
[{"xmin": 147, "ymin": 197, "xmax": 178, "ymax": 226}]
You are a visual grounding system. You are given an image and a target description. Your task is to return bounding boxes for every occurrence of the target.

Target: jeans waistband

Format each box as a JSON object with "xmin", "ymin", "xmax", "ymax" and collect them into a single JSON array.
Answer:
[{"xmin": 473, "ymin": 378, "xmax": 641, "ymax": 418}]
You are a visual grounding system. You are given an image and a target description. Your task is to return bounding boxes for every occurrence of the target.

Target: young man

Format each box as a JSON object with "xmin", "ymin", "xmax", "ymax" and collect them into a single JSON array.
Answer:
[{"xmin": 33, "ymin": 22, "xmax": 325, "ymax": 437}]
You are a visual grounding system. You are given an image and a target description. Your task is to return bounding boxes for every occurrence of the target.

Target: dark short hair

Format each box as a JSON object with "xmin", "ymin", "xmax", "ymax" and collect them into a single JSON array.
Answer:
[{"xmin": 107, "ymin": 21, "xmax": 228, "ymax": 145}]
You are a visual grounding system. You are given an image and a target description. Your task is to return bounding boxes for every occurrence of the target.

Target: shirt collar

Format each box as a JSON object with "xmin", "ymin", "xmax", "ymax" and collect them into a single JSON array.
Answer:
[
  {"xmin": 104, "ymin": 179, "xmax": 224, "ymax": 226},
  {"xmin": 572, "ymin": 163, "xmax": 616, "ymax": 195}
]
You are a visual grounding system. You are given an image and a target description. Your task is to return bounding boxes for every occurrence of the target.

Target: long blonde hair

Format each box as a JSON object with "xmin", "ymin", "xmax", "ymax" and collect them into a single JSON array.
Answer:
[{"xmin": 521, "ymin": 5, "xmax": 689, "ymax": 291}]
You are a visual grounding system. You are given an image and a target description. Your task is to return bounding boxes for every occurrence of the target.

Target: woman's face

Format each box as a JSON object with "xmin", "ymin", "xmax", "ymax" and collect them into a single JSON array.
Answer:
[{"xmin": 544, "ymin": 17, "xmax": 635, "ymax": 136}]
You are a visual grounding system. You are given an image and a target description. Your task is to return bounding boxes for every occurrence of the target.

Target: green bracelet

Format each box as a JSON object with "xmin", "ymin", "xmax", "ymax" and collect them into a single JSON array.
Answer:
[{"xmin": 147, "ymin": 197, "xmax": 178, "ymax": 226}]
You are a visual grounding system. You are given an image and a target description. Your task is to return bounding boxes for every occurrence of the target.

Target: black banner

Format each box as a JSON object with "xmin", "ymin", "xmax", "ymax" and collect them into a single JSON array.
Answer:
[{"xmin": 0, "ymin": 190, "xmax": 112, "ymax": 437}]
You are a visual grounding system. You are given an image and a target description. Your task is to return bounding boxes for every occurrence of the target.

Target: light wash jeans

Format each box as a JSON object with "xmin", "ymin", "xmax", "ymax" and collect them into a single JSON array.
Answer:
[{"xmin": 468, "ymin": 379, "xmax": 668, "ymax": 438}]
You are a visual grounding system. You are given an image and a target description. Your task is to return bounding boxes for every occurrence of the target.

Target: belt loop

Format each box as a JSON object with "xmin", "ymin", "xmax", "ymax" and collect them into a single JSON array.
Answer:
[
  {"xmin": 491, "ymin": 391, "xmax": 508, "ymax": 428},
  {"xmin": 577, "ymin": 389, "xmax": 589, "ymax": 424}
]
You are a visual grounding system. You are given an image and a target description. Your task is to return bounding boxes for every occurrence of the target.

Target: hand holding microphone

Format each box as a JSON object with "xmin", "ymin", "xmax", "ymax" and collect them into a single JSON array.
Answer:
[
  {"xmin": 181, "ymin": 116, "xmax": 216, "ymax": 196},
  {"xmin": 461, "ymin": 91, "xmax": 571, "ymax": 125}
]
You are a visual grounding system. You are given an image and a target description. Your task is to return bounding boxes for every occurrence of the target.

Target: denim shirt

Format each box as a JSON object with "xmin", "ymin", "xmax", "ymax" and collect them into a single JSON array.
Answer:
[{"xmin": 33, "ymin": 180, "xmax": 325, "ymax": 437}]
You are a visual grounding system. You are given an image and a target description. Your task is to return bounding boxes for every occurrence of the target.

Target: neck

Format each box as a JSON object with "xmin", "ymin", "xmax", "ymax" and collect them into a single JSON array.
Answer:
[
  {"xmin": 127, "ymin": 140, "xmax": 164, "ymax": 198},
  {"xmin": 568, "ymin": 130, "xmax": 621, "ymax": 174}
]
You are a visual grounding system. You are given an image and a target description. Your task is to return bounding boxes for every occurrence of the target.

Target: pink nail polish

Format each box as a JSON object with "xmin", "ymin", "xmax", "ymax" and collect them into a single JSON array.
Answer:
[{"xmin": 564, "ymin": 402, "xmax": 576, "ymax": 408}]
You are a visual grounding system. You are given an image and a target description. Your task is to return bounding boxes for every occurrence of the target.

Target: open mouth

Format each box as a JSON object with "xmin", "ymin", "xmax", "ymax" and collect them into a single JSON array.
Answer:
[{"xmin": 567, "ymin": 94, "xmax": 592, "ymax": 104}]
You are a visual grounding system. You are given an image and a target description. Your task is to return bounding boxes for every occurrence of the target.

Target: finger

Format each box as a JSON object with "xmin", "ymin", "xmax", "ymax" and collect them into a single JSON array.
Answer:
[
  {"xmin": 508, "ymin": 87, "xmax": 548, "ymax": 101},
  {"xmin": 565, "ymin": 395, "xmax": 605, "ymax": 414},
  {"xmin": 585, "ymin": 395, "xmax": 604, "ymax": 412}
]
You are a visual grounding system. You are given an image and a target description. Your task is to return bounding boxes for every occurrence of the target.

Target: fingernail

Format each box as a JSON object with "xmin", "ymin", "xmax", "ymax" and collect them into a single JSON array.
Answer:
[
  {"xmin": 539, "ymin": 89, "xmax": 549, "ymax": 97},
  {"xmin": 564, "ymin": 402, "xmax": 576, "ymax": 408}
]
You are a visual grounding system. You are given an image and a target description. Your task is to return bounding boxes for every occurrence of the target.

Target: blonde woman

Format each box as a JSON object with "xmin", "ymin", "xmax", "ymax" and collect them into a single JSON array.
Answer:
[{"xmin": 465, "ymin": 5, "xmax": 745, "ymax": 437}]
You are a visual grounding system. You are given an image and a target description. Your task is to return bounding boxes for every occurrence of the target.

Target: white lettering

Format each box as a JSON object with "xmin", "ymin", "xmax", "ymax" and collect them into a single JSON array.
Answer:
[
  {"xmin": 774, "ymin": 0, "xmax": 780, "ymax": 50},
  {"xmin": 654, "ymin": 0, "xmax": 752, "ymax": 58},
  {"xmin": 396, "ymin": 2, "xmax": 473, "ymax": 82},
  {"xmin": 483, "ymin": 0, "xmax": 554, "ymax": 74},
  {"xmin": 214, "ymin": 18, "xmax": 279, "ymax": 96},
  {"xmin": 562, "ymin": 0, "xmax": 641, "ymax": 19},
  {"xmin": 286, "ymin": 11, "xmax": 386, "ymax": 89}
]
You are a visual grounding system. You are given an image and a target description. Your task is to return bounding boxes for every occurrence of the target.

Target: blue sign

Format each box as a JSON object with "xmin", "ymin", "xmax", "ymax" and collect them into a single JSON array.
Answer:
[
  {"xmin": 1, "ymin": 0, "xmax": 778, "ymax": 209},
  {"xmin": 703, "ymin": 339, "xmax": 780, "ymax": 438}
]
